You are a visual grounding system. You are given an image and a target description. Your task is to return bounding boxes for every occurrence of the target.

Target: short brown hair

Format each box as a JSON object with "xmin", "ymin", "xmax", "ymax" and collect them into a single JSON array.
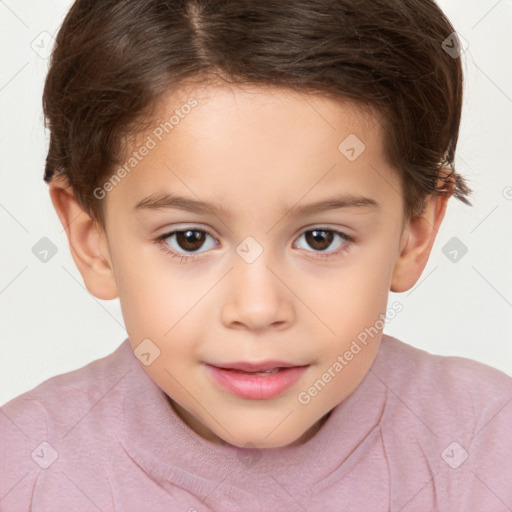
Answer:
[{"xmin": 42, "ymin": 0, "xmax": 471, "ymax": 229}]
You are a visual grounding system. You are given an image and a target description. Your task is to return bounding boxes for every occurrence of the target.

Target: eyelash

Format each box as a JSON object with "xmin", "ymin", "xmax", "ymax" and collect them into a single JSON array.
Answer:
[{"xmin": 154, "ymin": 226, "xmax": 354, "ymax": 264}]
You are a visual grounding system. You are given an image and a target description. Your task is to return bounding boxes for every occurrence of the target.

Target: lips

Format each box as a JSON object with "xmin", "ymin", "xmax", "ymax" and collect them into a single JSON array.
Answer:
[
  {"xmin": 210, "ymin": 360, "xmax": 300, "ymax": 372},
  {"xmin": 204, "ymin": 361, "xmax": 310, "ymax": 400}
]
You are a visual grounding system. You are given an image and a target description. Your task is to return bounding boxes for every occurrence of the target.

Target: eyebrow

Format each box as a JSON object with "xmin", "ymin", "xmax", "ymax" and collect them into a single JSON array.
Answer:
[{"xmin": 133, "ymin": 192, "xmax": 379, "ymax": 218}]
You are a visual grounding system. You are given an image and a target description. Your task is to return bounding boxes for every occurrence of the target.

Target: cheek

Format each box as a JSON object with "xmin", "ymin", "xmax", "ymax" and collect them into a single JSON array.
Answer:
[
  {"xmin": 309, "ymin": 246, "xmax": 395, "ymax": 384},
  {"xmin": 110, "ymin": 231, "xmax": 185, "ymax": 313},
  {"xmin": 108, "ymin": 238, "xmax": 179, "ymax": 342},
  {"xmin": 114, "ymin": 257, "xmax": 211, "ymax": 380},
  {"xmin": 316, "ymin": 256, "xmax": 393, "ymax": 337}
]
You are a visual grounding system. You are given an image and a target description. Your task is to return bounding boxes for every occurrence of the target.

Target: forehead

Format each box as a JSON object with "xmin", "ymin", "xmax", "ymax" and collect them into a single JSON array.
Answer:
[
  {"xmin": 122, "ymin": 81, "xmax": 383, "ymax": 161},
  {"xmin": 107, "ymin": 82, "xmax": 400, "ymax": 220}
]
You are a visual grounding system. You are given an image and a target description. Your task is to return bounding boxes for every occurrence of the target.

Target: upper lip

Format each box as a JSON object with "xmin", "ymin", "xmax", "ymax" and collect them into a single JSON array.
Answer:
[{"xmin": 206, "ymin": 361, "xmax": 308, "ymax": 372}]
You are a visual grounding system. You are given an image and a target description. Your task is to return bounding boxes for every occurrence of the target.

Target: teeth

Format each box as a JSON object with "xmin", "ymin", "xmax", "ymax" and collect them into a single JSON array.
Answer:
[
  {"xmin": 229, "ymin": 368, "xmax": 281, "ymax": 375},
  {"xmin": 253, "ymin": 368, "xmax": 280, "ymax": 375}
]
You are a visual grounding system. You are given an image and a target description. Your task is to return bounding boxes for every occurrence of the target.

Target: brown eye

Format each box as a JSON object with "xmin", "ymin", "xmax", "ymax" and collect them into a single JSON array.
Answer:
[
  {"xmin": 304, "ymin": 229, "xmax": 334, "ymax": 251},
  {"xmin": 158, "ymin": 228, "xmax": 218, "ymax": 257},
  {"xmin": 294, "ymin": 227, "xmax": 351, "ymax": 258},
  {"xmin": 175, "ymin": 230, "xmax": 207, "ymax": 251}
]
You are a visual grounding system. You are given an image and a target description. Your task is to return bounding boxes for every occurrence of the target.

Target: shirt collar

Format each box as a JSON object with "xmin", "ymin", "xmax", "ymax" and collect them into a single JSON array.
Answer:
[{"xmin": 118, "ymin": 338, "xmax": 388, "ymax": 500}]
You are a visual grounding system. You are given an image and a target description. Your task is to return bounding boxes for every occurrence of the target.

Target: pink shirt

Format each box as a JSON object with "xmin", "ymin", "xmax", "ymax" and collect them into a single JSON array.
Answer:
[{"xmin": 1, "ymin": 334, "xmax": 511, "ymax": 511}]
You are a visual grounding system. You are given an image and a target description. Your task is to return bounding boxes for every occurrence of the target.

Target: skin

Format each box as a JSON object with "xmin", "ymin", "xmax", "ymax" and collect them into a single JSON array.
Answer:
[{"xmin": 49, "ymin": 82, "xmax": 451, "ymax": 449}]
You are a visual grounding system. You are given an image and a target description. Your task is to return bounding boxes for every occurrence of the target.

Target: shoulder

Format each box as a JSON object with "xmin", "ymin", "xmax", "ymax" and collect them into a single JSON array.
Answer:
[
  {"xmin": 1, "ymin": 339, "xmax": 133, "ymax": 426},
  {"xmin": 375, "ymin": 334, "xmax": 512, "ymax": 436},
  {"xmin": 376, "ymin": 334, "xmax": 512, "ymax": 414},
  {"xmin": 0, "ymin": 339, "xmax": 134, "ymax": 509},
  {"xmin": 375, "ymin": 334, "xmax": 512, "ymax": 510}
]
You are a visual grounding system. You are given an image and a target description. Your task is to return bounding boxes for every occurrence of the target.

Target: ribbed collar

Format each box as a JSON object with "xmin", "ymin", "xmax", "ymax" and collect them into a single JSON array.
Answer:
[{"xmin": 117, "ymin": 337, "xmax": 389, "ymax": 502}]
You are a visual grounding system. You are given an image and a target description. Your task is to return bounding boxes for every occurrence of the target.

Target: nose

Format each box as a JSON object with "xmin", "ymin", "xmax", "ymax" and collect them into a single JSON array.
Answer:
[{"xmin": 220, "ymin": 248, "xmax": 295, "ymax": 332}]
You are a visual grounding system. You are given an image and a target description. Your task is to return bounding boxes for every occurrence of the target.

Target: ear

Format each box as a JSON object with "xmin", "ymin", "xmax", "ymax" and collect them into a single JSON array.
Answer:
[
  {"xmin": 48, "ymin": 175, "xmax": 118, "ymax": 300},
  {"xmin": 390, "ymin": 170, "xmax": 453, "ymax": 292}
]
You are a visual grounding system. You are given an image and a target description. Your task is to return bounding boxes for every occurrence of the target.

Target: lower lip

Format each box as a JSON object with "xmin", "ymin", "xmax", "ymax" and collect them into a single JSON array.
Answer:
[{"xmin": 204, "ymin": 364, "xmax": 309, "ymax": 400}]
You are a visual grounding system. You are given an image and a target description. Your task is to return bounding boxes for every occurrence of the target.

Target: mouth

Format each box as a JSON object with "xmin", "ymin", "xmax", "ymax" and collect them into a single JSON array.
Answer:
[{"xmin": 204, "ymin": 362, "xmax": 310, "ymax": 400}]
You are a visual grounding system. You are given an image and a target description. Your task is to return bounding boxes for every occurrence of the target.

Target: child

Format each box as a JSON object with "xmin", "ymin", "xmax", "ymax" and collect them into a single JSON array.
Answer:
[{"xmin": 1, "ymin": 0, "xmax": 511, "ymax": 510}]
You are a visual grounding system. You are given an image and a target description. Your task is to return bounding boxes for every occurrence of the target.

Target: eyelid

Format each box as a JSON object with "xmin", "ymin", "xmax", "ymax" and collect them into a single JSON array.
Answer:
[
  {"xmin": 293, "ymin": 226, "xmax": 353, "ymax": 255},
  {"xmin": 155, "ymin": 224, "xmax": 355, "ymax": 262},
  {"xmin": 297, "ymin": 223, "xmax": 354, "ymax": 237},
  {"xmin": 155, "ymin": 223, "xmax": 218, "ymax": 240},
  {"xmin": 155, "ymin": 224, "xmax": 353, "ymax": 242},
  {"xmin": 154, "ymin": 226, "xmax": 219, "ymax": 264}
]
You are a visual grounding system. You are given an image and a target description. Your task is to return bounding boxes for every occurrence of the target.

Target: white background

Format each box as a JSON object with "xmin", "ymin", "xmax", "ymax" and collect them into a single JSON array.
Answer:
[{"xmin": 1, "ymin": 0, "xmax": 511, "ymax": 406}]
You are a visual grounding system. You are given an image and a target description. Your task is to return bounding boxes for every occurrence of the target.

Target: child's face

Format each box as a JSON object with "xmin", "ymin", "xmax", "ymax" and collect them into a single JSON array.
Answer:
[{"xmin": 55, "ymin": 83, "xmax": 445, "ymax": 448}]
